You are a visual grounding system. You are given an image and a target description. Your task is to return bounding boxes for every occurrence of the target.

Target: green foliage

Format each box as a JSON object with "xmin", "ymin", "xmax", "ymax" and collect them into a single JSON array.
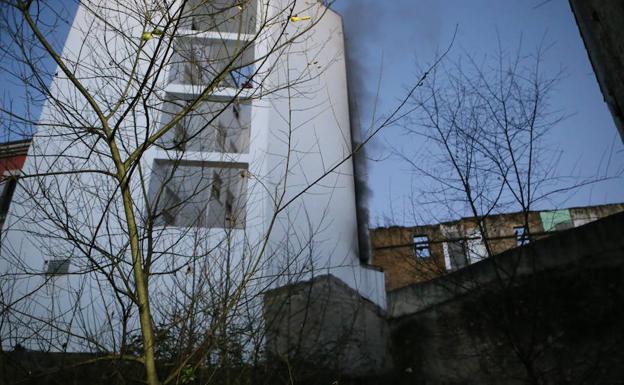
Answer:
[{"xmin": 180, "ymin": 365, "xmax": 196, "ymax": 385}]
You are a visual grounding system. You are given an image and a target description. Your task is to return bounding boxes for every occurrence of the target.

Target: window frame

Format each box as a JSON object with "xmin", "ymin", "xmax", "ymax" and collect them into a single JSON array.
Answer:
[
  {"xmin": 148, "ymin": 160, "xmax": 247, "ymax": 229},
  {"xmin": 513, "ymin": 225, "xmax": 529, "ymax": 246},
  {"xmin": 45, "ymin": 258, "xmax": 70, "ymax": 276},
  {"xmin": 413, "ymin": 234, "xmax": 431, "ymax": 259}
]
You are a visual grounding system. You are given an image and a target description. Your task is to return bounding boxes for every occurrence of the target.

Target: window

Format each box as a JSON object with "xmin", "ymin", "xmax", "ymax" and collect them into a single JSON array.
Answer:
[
  {"xmin": 441, "ymin": 226, "xmax": 468, "ymax": 271},
  {"xmin": 540, "ymin": 209, "xmax": 573, "ymax": 232},
  {"xmin": 225, "ymin": 190, "xmax": 235, "ymax": 225},
  {"xmin": 160, "ymin": 186, "xmax": 182, "ymax": 226},
  {"xmin": 229, "ymin": 65, "xmax": 255, "ymax": 89},
  {"xmin": 514, "ymin": 226, "xmax": 529, "ymax": 246},
  {"xmin": 446, "ymin": 240, "xmax": 468, "ymax": 270},
  {"xmin": 413, "ymin": 235, "xmax": 431, "ymax": 258},
  {"xmin": 173, "ymin": 123, "xmax": 188, "ymax": 151},
  {"xmin": 169, "ymin": 37, "xmax": 255, "ymax": 88},
  {"xmin": 0, "ymin": 176, "xmax": 18, "ymax": 227},
  {"xmin": 184, "ymin": 0, "xmax": 257, "ymax": 35},
  {"xmin": 466, "ymin": 229, "xmax": 487, "ymax": 263},
  {"xmin": 45, "ymin": 259, "xmax": 70, "ymax": 276},
  {"xmin": 157, "ymin": 97, "xmax": 250, "ymax": 154},
  {"xmin": 148, "ymin": 161, "xmax": 247, "ymax": 228},
  {"xmin": 182, "ymin": 52, "xmax": 203, "ymax": 85}
]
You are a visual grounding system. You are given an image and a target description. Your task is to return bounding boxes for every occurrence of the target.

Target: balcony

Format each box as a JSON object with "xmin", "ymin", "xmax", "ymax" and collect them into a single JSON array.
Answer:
[
  {"xmin": 157, "ymin": 97, "xmax": 251, "ymax": 154},
  {"xmin": 181, "ymin": 0, "xmax": 257, "ymax": 36},
  {"xmin": 168, "ymin": 36, "xmax": 255, "ymax": 89},
  {"xmin": 148, "ymin": 160, "xmax": 247, "ymax": 229}
]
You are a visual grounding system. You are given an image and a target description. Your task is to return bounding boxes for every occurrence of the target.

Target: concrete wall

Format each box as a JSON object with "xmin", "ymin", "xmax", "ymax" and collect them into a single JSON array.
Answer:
[
  {"xmin": 569, "ymin": 0, "xmax": 624, "ymax": 141},
  {"xmin": 387, "ymin": 211, "xmax": 624, "ymax": 384},
  {"xmin": 263, "ymin": 274, "xmax": 393, "ymax": 378},
  {"xmin": 262, "ymin": 2, "xmax": 386, "ymax": 307}
]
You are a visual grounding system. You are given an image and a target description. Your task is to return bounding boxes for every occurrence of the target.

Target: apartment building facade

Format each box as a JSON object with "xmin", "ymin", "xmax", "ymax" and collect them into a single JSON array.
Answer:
[{"xmin": 0, "ymin": 0, "xmax": 385, "ymax": 352}]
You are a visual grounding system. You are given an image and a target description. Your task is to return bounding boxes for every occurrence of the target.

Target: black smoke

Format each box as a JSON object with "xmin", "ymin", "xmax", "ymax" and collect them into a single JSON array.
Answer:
[
  {"xmin": 341, "ymin": 5, "xmax": 375, "ymax": 264},
  {"xmin": 338, "ymin": 0, "xmax": 442, "ymax": 263}
]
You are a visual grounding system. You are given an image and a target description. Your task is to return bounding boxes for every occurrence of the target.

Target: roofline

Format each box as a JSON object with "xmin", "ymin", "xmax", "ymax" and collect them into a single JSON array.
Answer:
[
  {"xmin": 371, "ymin": 202, "xmax": 624, "ymax": 231},
  {"xmin": 318, "ymin": 0, "xmax": 342, "ymax": 19},
  {"xmin": 0, "ymin": 138, "xmax": 32, "ymax": 159}
]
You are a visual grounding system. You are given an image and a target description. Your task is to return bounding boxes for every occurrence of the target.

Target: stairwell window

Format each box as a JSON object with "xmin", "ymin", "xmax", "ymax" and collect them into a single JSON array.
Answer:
[
  {"xmin": 183, "ymin": 0, "xmax": 257, "ymax": 35},
  {"xmin": 413, "ymin": 235, "xmax": 431, "ymax": 258},
  {"xmin": 169, "ymin": 38, "xmax": 255, "ymax": 88},
  {"xmin": 157, "ymin": 96, "xmax": 251, "ymax": 154}
]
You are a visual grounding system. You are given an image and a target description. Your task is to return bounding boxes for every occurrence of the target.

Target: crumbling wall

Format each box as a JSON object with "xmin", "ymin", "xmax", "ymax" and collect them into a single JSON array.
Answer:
[
  {"xmin": 370, "ymin": 225, "xmax": 446, "ymax": 290},
  {"xmin": 371, "ymin": 204, "xmax": 624, "ymax": 291}
]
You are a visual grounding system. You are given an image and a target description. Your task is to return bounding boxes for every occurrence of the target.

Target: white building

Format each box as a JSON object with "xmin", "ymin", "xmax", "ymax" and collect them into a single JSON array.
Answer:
[{"xmin": 0, "ymin": 0, "xmax": 385, "ymax": 351}]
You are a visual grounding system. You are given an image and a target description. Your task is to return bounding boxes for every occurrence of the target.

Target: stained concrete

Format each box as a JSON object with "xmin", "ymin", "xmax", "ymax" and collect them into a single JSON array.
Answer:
[{"xmin": 263, "ymin": 274, "xmax": 393, "ymax": 378}]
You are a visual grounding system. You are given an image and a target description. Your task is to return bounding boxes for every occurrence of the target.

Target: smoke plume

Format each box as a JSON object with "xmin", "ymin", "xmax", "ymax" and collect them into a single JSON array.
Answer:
[{"xmin": 339, "ymin": 0, "xmax": 441, "ymax": 263}]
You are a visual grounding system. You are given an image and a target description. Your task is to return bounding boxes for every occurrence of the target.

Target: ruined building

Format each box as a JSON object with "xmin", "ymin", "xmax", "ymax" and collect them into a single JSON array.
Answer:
[{"xmin": 371, "ymin": 203, "xmax": 624, "ymax": 290}]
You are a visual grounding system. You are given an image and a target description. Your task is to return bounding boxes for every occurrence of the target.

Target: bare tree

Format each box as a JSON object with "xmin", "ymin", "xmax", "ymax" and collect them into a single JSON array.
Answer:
[
  {"xmin": 0, "ymin": 1, "xmax": 449, "ymax": 384},
  {"xmin": 0, "ymin": 1, "xmax": 351, "ymax": 383},
  {"xmin": 386, "ymin": 38, "xmax": 623, "ymax": 384}
]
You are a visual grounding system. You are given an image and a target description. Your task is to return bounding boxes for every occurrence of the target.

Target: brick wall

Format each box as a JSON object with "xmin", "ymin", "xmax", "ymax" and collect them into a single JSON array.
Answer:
[{"xmin": 371, "ymin": 204, "xmax": 624, "ymax": 290}]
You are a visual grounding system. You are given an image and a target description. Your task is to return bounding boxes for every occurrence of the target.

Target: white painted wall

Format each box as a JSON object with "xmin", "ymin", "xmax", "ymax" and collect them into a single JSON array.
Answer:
[
  {"xmin": 0, "ymin": 0, "xmax": 385, "ymax": 351},
  {"xmin": 260, "ymin": 3, "xmax": 385, "ymax": 305}
]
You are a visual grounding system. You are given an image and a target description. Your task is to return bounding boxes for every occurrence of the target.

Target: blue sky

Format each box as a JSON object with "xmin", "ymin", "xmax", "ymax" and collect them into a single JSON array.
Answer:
[
  {"xmin": 2, "ymin": 1, "xmax": 622, "ymax": 225},
  {"xmin": 334, "ymin": 0, "xmax": 624, "ymax": 225},
  {"xmin": 0, "ymin": 1, "xmax": 77, "ymax": 140}
]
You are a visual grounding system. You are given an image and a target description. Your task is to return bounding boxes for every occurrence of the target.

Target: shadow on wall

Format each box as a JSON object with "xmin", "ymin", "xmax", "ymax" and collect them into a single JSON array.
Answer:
[{"xmin": 389, "ymin": 211, "xmax": 624, "ymax": 385}]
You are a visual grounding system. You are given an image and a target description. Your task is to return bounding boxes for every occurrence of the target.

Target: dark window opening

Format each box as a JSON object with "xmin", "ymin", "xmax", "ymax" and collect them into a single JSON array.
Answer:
[
  {"xmin": 173, "ymin": 123, "xmax": 188, "ymax": 151},
  {"xmin": 0, "ymin": 177, "xmax": 18, "ymax": 226},
  {"xmin": 45, "ymin": 259, "xmax": 70, "ymax": 276},
  {"xmin": 225, "ymin": 190, "xmax": 235, "ymax": 225},
  {"xmin": 413, "ymin": 235, "xmax": 431, "ymax": 258},
  {"xmin": 216, "ymin": 124, "xmax": 227, "ymax": 152},
  {"xmin": 514, "ymin": 226, "xmax": 529, "ymax": 246}
]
